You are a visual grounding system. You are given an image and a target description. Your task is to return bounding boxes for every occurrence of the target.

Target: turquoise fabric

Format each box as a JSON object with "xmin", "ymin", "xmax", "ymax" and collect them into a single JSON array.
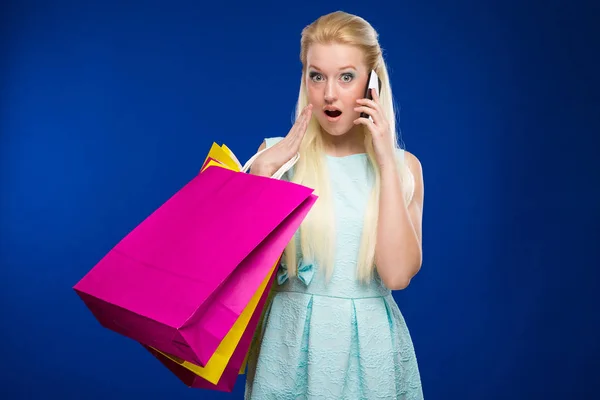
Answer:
[{"xmin": 244, "ymin": 137, "xmax": 424, "ymax": 399}]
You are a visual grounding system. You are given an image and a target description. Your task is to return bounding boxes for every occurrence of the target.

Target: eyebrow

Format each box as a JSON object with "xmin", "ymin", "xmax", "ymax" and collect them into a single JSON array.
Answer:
[{"xmin": 308, "ymin": 64, "xmax": 357, "ymax": 71}]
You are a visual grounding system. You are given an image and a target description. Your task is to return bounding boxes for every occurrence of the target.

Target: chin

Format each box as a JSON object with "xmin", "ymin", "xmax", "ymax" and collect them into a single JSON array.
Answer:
[{"xmin": 317, "ymin": 117, "xmax": 355, "ymax": 137}]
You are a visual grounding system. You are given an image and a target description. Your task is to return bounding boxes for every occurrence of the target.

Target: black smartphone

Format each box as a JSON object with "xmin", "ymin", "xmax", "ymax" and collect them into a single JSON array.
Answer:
[{"xmin": 360, "ymin": 70, "xmax": 382, "ymax": 119}]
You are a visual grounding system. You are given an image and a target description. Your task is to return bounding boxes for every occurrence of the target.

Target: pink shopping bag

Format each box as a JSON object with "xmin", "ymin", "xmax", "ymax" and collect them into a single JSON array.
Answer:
[
  {"xmin": 73, "ymin": 158, "xmax": 316, "ymax": 367},
  {"xmin": 143, "ymin": 259, "xmax": 278, "ymax": 392}
]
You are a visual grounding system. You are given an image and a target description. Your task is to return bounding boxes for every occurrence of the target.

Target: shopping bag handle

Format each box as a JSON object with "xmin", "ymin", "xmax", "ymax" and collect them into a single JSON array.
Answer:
[{"xmin": 241, "ymin": 147, "xmax": 300, "ymax": 180}]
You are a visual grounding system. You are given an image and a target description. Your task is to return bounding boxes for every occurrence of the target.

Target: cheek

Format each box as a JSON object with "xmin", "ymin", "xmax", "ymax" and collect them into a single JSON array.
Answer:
[
  {"xmin": 306, "ymin": 85, "xmax": 320, "ymax": 104},
  {"xmin": 343, "ymin": 87, "xmax": 364, "ymax": 109}
]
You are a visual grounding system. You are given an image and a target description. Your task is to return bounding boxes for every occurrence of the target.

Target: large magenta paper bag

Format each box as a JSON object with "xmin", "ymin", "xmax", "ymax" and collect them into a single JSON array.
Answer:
[
  {"xmin": 73, "ymin": 154, "xmax": 316, "ymax": 367},
  {"xmin": 144, "ymin": 258, "xmax": 278, "ymax": 392}
]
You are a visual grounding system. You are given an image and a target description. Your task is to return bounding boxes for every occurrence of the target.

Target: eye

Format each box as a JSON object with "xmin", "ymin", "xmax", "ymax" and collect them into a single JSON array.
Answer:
[
  {"xmin": 341, "ymin": 73, "xmax": 354, "ymax": 83},
  {"xmin": 309, "ymin": 71, "xmax": 324, "ymax": 82}
]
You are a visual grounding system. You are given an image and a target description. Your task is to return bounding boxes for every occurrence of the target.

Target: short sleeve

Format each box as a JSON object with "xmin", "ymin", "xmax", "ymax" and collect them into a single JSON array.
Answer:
[
  {"xmin": 396, "ymin": 147, "xmax": 405, "ymax": 162},
  {"xmin": 264, "ymin": 136, "xmax": 285, "ymax": 149}
]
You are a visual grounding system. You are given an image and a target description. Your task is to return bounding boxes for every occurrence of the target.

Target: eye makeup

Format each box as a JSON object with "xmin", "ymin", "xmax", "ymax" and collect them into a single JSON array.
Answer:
[{"xmin": 308, "ymin": 70, "xmax": 356, "ymax": 83}]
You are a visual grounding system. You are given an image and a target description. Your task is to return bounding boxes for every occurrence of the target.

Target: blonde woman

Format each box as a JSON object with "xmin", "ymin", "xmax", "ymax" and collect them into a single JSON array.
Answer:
[{"xmin": 246, "ymin": 11, "xmax": 425, "ymax": 399}]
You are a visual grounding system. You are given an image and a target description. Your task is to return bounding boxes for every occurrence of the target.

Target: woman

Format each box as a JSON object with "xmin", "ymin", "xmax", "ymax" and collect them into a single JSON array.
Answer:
[{"xmin": 245, "ymin": 11, "xmax": 425, "ymax": 399}]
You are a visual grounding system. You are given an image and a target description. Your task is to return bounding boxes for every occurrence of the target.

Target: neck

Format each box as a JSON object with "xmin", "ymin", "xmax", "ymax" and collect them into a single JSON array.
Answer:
[{"xmin": 320, "ymin": 125, "xmax": 366, "ymax": 157}]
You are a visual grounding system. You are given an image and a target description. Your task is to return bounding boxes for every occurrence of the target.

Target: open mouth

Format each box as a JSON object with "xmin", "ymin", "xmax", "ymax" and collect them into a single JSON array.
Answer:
[{"xmin": 324, "ymin": 110, "xmax": 342, "ymax": 118}]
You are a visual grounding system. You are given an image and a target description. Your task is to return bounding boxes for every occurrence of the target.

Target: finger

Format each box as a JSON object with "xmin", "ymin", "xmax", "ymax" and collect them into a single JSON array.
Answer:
[
  {"xmin": 299, "ymin": 104, "xmax": 310, "ymax": 120},
  {"xmin": 292, "ymin": 105, "xmax": 312, "ymax": 146},
  {"xmin": 371, "ymin": 87, "xmax": 380, "ymax": 103},
  {"xmin": 291, "ymin": 106, "xmax": 307, "ymax": 132},
  {"xmin": 353, "ymin": 106, "xmax": 380, "ymax": 125},
  {"xmin": 296, "ymin": 104, "xmax": 312, "ymax": 127},
  {"xmin": 285, "ymin": 105, "xmax": 309, "ymax": 141},
  {"xmin": 357, "ymin": 98, "xmax": 383, "ymax": 124},
  {"xmin": 298, "ymin": 104, "xmax": 312, "ymax": 130},
  {"xmin": 288, "ymin": 104, "xmax": 311, "ymax": 149},
  {"xmin": 353, "ymin": 115, "xmax": 377, "ymax": 135},
  {"xmin": 353, "ymin": 106, "xmax": 377, "ymax": 117},
  {"xmin": 356, "ymin": 97, "xmax": 379, "ymax": 110}
]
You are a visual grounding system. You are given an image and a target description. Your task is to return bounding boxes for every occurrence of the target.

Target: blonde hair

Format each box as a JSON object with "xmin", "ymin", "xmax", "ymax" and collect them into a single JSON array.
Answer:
[{"xmin": 284, "ymin": 11, "xmax": 415, "ymax": 284}]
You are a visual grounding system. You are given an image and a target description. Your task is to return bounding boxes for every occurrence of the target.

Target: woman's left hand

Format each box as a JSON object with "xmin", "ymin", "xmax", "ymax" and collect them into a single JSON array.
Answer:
[{"xmin": 353, "ymin": 88, "xmax": 397, "ymax": 169}]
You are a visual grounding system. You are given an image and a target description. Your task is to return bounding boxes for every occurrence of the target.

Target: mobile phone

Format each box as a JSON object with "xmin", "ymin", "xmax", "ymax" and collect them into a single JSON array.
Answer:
[{"xmin": 360, "ymin": 70, "xmax": 382, "ymax": 119}]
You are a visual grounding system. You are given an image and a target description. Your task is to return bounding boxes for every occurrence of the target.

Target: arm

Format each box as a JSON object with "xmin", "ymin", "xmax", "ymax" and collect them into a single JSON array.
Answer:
[{"xmin": 374, "ymin": 151, "xmax": 424, "ymax": 290}]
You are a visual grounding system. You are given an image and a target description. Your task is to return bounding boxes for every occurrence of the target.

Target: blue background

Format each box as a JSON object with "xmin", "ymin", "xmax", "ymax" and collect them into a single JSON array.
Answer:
[{"xmin": 1, "ymin": 0, "xmax": 598, "ymax": 398}]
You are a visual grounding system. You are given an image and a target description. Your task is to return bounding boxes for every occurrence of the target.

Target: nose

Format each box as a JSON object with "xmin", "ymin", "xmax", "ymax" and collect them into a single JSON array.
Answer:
[{"xmin": 324, "ymin": 81, "xmax": 337, "ymax": 103}]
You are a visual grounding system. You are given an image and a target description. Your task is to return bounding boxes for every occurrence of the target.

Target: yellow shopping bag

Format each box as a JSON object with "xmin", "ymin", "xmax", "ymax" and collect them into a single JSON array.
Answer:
[{"xmin": 200, "ymin": 142, "xmax": 242, "ymax": 173}]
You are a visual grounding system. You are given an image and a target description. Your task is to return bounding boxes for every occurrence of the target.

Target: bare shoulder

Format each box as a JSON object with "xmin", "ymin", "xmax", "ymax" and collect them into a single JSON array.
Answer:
[
  {"xmin": 403, "ymin": 150, "xmax": 423, "ymax": 179},
  {"xmin": 258, "ymin": 140, "xmax": 267, "ymax": 152},
  {"xmin": 402, "ymin": 150, "xmax": 424, "ymax": 206}
]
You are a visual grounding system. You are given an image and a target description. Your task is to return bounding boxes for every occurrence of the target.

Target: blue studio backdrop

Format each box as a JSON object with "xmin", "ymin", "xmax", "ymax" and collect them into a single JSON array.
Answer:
[{"xmin": 1, "ymin": 0, "xmax": 598, "ymax": 399}]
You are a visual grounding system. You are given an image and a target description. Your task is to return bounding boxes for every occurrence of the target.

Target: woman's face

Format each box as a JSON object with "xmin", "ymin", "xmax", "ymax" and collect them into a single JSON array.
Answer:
[{"xmin": 305, "ymin": 43, "xmax": 369, "ymax": 137}]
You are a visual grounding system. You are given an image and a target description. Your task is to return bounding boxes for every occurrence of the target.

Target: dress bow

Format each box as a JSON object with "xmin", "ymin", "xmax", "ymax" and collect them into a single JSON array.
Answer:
[{"xmin": 276, "ymin": 258, "xmax": 314, "ymax": 286}]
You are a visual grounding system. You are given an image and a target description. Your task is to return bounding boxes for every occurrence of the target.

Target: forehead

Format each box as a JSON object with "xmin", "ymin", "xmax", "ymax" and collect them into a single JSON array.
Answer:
[{"xmin": 306, "ymin": 43, "xmax": 366, "ymax": 72}]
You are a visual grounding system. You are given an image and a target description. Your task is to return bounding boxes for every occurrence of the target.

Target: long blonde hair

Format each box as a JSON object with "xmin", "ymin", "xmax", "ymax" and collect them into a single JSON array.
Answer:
[{"xmin": 283, "ymin": 11, "xmax": 415, "ymax": 284}]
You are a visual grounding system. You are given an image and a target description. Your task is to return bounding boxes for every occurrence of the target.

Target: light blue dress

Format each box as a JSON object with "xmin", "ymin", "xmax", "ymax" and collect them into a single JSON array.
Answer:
[{"xmin": 244, "ymin": 137, "xmax": 424, "ymax": 399}]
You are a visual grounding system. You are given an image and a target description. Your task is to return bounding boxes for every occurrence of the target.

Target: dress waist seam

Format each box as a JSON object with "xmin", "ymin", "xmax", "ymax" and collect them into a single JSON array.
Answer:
[{"xmin": 273, "ymin": 289, "xmax": 391, "ymax": 300}]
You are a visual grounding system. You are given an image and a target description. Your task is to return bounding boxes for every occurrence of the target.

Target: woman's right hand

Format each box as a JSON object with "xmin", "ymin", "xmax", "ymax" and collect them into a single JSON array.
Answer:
[{"xmin": 250, "ymin": 104, "xmax": 313, "ymax": 177}]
